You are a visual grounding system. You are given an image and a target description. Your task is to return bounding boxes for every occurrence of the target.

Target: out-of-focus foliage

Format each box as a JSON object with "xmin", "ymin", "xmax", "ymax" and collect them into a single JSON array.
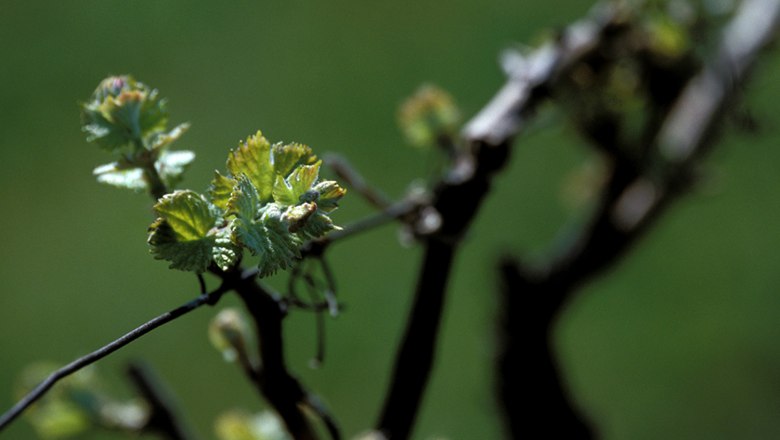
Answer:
[
  {"xmin": 397, "ymin": 84, "xmax": 461, "ymax": 149},
  {"xmin": 215, "ymin": 410, "xmax": 290, "ymax": 440},
  {"xmin": 209, "ymin": 308, "xmax": 254, "ymax": 365},
  {"xmin": 81, "ymin": 75, "xmax": 194, "ymax": 193},
  {"xmin": 15, "ymin": 365, "xmax": 147, "ymax": 439}
]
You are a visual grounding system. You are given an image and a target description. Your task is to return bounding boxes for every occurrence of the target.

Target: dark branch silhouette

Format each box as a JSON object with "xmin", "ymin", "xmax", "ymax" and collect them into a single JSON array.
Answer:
[
  {"xmin": 376, "ymin": 57, "xmax": 516, "ymax": 440},
  {"xmin": 127, "ymin": 361, "xmax": 199, "ymax": 440},
  {"xmin": 230, "ymin": 270, "xmax": 329, "ymax": 440}
]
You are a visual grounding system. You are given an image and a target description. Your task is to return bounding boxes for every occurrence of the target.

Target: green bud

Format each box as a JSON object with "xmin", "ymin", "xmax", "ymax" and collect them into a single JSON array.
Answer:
[
  {"xmin": 398, "ymin": 84, "xmax": 461, "ymax": 148},
  {"xmin": 99, "ymin": 399, "xmax": 149, "ymax": 431},
  {"xmin": 645, "ymin": 15, "xmax": 690, "ymax": 60},
  {"xmin": 209, "ymin": 308, "xmax": 253, "ymax": 364},
  {"xmin": 215, "ymin": 410, "xmax": 290, "ymax": 440},
  {"xmin": 81, "ymin": 75, "xmax": 168, "ymax": 152},
  {"xmin": 284, "ymin": 202, "xmax": 318, "ymax": 233},
  {"xmin": 93, "ymin": 76, "xmax": 132, "ymax": 102},
  {"xmin": 353, "ymin": 431, "xmax": 388, "ymax": 440}
]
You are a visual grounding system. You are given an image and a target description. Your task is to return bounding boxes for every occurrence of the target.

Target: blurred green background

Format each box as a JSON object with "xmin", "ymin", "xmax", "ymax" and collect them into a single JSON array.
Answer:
[{"xmin": 2, "ymin": 1, "xmax": 780, "ymax": 439}]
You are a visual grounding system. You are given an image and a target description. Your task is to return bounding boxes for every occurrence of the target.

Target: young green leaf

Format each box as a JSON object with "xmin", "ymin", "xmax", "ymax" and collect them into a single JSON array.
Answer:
[
  {"xmin": 155, "ymin": 190, "xmax": 216, "ymax": 240},
  {"xmin": 93, "ymin": 162, "xmax": 147, "ymax": 192},
  {"xmin": 272, "ymin": 162, "xmax": 322, "ymax": 206},
  {"xmin": 92, "ymin": 150, "xmax": 194, "ymax": 192},
  {"xmin": 82, "ymin": 109, "xmax": 136, "ymax": 152},
  {"xmin": 230, "ymin": 203, "xmax": 302, "ymax": 277},
  {"xmin": 81, "ymin": 76, "xmax": 168, "ymax": 152},
  {"xmin": 81, "ymin": 76, "xmax": 136, "ymax": 151},
  {"xmin": 148, "ymin": 123, "xmax": 190, "ymax": 151},
  {"xmin": 212, "ymin": 230, "xmax": 241, "ymax": 272},
  {"xmin": 84, "ymin": 76, "xmax": 194, "ymax": 194},
  {"xmin": 209, "ymin": 171, "xmax": 237, "ymax": 211},
  {"xmin": 271, "ymin": 142, "xmax": 316, "ymax": 176},
  {"xmin": 143, "ymin": 129, "xmax": 347, "ymax": 277},
  {"xmin": 148, "ymin": 190, "xmax": 224, "ymax": 273},
  {"xmin": 15, "ymin": 363, "xmax": 94, "ymax": 439},
  {"xmin": 227, "ymin": 176, "xmax": 260, "ymax": 220},
  {"xmin": 226, "ymin": 132, "xmax": 275, "ymax": 202},
  {"xmin": 156, "ymin": 150, "xmax": 196, "ymax": 187}
]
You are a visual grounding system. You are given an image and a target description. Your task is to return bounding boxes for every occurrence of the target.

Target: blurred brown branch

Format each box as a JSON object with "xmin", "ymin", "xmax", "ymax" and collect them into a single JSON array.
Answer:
[
  {"xmin": 376, "ymin": 0, "xmax": 780, "ymax": 439},
  {"xmin": 127, "ymin": 361, "xmax": 198, "ymax": 440},
  {"xmin": 493, "ymin": 0, "xmax": 780, "ymax": 438}
]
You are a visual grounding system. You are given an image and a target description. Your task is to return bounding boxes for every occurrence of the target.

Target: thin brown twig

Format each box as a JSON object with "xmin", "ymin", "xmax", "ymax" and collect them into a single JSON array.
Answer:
[
  {"xmin": 323, "ymin": 154, "xmax": 393, "ymax": 209},
  {"xmin": 302, "ymin": 198, "xmax": 423, "ymax": 257}
]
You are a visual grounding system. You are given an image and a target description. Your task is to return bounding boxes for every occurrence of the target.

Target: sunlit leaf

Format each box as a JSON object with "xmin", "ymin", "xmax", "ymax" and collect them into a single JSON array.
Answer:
[
  {"xmin": 156, "ymin": 150, "xmax": 196, "ymax": 187},
  {"xmin": 93, "ymin": 162, "xmax": 147, "ymax": 191},
  {"xmin": 209, "ymin": 171, "xmax": 237, "ymax": 211},
  {"xmin": 148, "ymin": 190, "xmax": 222, "ymax": 272},
  {"xmin": 154, "ymin": 190, "xmax": 217, "ymax": 240},
  {"xmin": 227, "ymin": 176, "xmax": 260, "ymax": 220},
  {"xmin": 272, "ymin": 162, "xmax": 321, "ymax": 206},
  {"xmin": 227, "ymin": 131, "xmax": 275, "ymax": 202},
  {"xmin": 271, "ymin": 142, "xmax": 316, "ymax": 177},
  {"xmin": 81, "ymin": 110, "xmax": 135, "ymax": 152},
  {"xmin": 16, "ymin": 363, "xmax": 97, "ymax": 437}
]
